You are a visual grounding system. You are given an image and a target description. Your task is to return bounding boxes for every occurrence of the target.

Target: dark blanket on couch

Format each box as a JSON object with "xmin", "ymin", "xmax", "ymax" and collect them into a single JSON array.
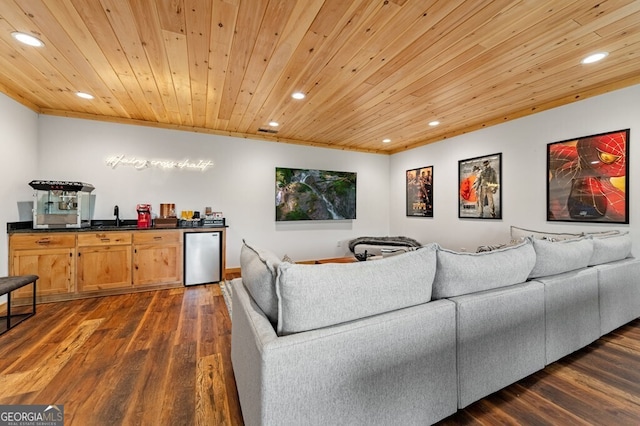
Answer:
[{"xmin": 348, "ymin": 236, "xmax": 422, "ymax": 253}]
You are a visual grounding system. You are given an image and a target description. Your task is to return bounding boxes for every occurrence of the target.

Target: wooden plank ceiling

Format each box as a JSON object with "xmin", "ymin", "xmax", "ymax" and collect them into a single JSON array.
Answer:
[{"xmin": 1, "ymin": 0, "xmax": 639, "ymax": 154}]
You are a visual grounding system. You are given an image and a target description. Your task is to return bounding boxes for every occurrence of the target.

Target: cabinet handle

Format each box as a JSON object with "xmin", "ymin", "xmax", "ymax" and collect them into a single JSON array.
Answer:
[
  {"xmin": 101, "ymin": 238, "xmax": 110, "ymax": 243},
  {"xmin": 36, "ymin": 239, "xmax": 51, "ymax": 245},
  {"xmin": 154, "ymin": 236, "xmax": 162, "ymax": 240}
]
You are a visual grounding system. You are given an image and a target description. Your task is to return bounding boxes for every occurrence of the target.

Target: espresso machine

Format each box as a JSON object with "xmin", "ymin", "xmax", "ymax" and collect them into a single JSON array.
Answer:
[{"xmin": 136, "ymin": 204, "xmax": 152, "ymax": 228}]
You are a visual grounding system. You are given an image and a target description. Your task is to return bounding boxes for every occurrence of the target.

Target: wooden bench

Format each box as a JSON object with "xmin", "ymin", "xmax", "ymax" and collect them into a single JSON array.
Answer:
[{"xmin": 0, "ymin": 275, "xmax": 38, "ymax": 335}]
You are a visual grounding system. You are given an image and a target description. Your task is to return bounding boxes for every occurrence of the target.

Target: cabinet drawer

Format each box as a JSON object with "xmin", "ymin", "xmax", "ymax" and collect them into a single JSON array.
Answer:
[
  {"xmin": 133, "ymin": 231, "xmax": 180, "ymax": 244},
  {"xmin": 77, "ymin": 232, "xmax": 132, "ymax": 246},
  {"xmin": 10, "ymin": 233, "xmax": 76, "ymax": 250}
]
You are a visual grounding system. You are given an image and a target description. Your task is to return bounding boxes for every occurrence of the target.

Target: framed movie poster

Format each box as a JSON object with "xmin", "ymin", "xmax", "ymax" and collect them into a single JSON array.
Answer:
[
  {"xmin": 547, "ymin": 129, "xmax": 629, "ymax": 224},
  {"xmin": 406, "ymin": 166, "xmax": 433, "ymax": 217},
  {"xmin": 459, "ymin": 153, "xmax": 502, "ymax": 219}
]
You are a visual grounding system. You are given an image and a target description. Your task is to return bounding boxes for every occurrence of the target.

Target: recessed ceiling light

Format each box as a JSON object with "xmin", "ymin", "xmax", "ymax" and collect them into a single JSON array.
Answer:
[
  {"xmin": 428, "ymin": 121, "xmax": 440, "ymax": 126},
  {"xmin": 581, "ymin": 52, "xmax": 608, "ymax": 64},
  {"xmin": 11, "ymin": 32, "xmax": 44, "ymax": 47},
  {"xmin": 382, "ymin": 138, "xmax": 391, "ymax": 143},
  {"xmin": 76, "ymin": 92, "xmax": 94, "ymax": 100},
  {"xmin": 269, "ymin": 121, "xmax": 279, "ymax": 127},
  {"xmin": 291, "ymin": 92, "xmax": 306, "ymax": 100}
]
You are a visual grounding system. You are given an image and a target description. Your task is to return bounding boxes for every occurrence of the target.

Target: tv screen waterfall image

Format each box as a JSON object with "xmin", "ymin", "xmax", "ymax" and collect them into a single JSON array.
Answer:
[{"xmin": 276, "ymin": 167, "xmax": 357, "ymax": 221}]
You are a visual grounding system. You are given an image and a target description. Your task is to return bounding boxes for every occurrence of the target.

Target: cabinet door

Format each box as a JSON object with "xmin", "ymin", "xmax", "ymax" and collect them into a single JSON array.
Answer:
[
  {"xmin": 77, "ymin": 245, "xmax": 132, "ymax": 292},
  {"xmin": 133, "ymin": 243, "xmax": 181, "ymax": 286},
  {"xmin": 11, "ymin": 248, "xmax": 75, "ymax": 297}
]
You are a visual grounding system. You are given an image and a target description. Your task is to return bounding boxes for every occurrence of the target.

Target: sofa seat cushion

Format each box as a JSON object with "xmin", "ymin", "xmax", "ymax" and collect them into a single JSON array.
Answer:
[
  {"xmin": 276, "ymin": 244, "xmax": 437, "ymax": 335},
  {"xmin": 240, "ymin": 240, "xmax": 281, "ymax": 323},
  {"xmin": 432, "ymin": 239, "xmax": 536, "ymax": 299},
  {"xmin": 588, "ymin": 231, "xmax": 632, "ymax": 266},
  {"xmin": 528, "ymin": 236, "xmax": 594, "ymax": 279}
]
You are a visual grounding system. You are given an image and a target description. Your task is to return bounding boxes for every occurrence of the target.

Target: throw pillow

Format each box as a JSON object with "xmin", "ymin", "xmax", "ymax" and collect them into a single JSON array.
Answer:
[
  {"xmin": 432, "ymin": 238, "xmax": 536, "ymax": 299},
  {"xmin": 510, "ymin": 225, "xmax": 582, "ymax": 241},
  {"xmin": 239, "ymin": 240, "xmax": 280, "ymax": 323},
  {"xmin": 588, "ymin": 232, "xmax": 632, "ymax": 266},
  {"xmin": 528, "ymin": 236, "xmax": 594, "ymax": 279},
  {"xmin": 276, "ymin": 244, "xmax": 438, "ymax": 336},
  {"xmin": 476, "ymin": 243, "xmax": 506, "ymax": 253},
  {"xmin": 585, "ymin": 229, "xmax": 621, "ymax": 237}
]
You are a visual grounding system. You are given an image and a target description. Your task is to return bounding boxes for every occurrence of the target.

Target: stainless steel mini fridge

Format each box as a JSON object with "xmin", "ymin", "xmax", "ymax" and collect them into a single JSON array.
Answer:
[{"xmin": 184, "ymin": 231, "xmax": 222, "ymax": 286}]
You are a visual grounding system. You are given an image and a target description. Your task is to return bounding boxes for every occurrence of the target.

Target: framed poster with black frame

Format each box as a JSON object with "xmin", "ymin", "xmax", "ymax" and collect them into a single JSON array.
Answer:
[
  {"xmin": 406, "ymin": 166, "xmax": 433, "ymax": 217},
  {"xmin": 458, "ymin": 153, "xmax": 502, "ymax": 219},
  {"xmin": 547, "ymin": 128, "xmax": 629, "ymax": 224}
]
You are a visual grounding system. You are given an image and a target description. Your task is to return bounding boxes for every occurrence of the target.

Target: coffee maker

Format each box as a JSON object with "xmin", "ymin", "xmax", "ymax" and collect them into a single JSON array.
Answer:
[{"xmin": 136, "ymin": 204, "xmax": 152, "ymax": 228}]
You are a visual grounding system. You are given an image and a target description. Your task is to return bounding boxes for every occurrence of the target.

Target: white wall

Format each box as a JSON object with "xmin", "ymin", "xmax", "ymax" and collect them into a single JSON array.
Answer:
[
  {"xmin": 390, "ymin": 84, "xmax": 639, "ymax": 255},
  {"xmin": 37, "ymin": 116, "xmax": 390, "ymax": 266},
  {"xmin": 3, "ymin": 83, "xmax": 639, "ymax": 273},
  {"xmin": 0, "ymin": 95, "xmax": 39, "ymax": 276}
]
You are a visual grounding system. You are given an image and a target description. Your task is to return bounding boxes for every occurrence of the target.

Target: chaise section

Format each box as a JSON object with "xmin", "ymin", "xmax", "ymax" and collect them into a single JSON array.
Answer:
[
  {"xmin": 594, "ymin": 257, "xmax": 640, "ymax": 336},
  {"xmin": 231, "ymin": 231, "xmax": 640, "ymax": 424},
  {"xmin": 231, "ymin": 279, "xmax": 458, "ymax": 426},
  {"xmin": 533, "ymin": 268, "xmax": 600, "ymax": 364},
  {"xmin": 431, "ymin": 239, "xmax": 543, "ymax": 408},
  {"xmin": 449, "ymin": 281, "xmax": 545, "ymax": 408}
]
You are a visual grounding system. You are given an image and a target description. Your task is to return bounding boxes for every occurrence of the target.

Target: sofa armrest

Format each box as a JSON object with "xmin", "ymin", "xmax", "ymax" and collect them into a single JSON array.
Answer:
[{"xmin": 231, "ymin": 279, "xmax": 458, "ymax": 426}]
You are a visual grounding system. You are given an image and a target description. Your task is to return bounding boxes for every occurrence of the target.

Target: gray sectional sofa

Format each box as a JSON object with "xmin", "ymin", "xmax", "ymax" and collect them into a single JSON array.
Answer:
[{"xmin": 231, "ymin": 230, "xmax": 640, "ymax": 426}]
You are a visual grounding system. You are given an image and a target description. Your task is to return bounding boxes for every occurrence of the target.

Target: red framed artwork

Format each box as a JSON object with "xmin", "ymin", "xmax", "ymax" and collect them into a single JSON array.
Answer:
[{"xmin": 547, "ymin": 129, "xmax": 629, "ymax": 224}]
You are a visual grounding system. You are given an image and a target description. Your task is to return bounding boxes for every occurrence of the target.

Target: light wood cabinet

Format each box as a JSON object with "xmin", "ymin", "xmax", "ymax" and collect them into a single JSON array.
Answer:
[
  {"xmin": 8, "ymin": 227, "xmax": 225, "ymax": 303},
  {"xmin": 132, "ymin": 231, "xmax": 182, "ymax": 286},
  {"xmin": 77, "ymin": 232, "xmax": 132, "ymax": 292},
  {"xmin": 9, "ymin": 233, "xmax": 76, "ymax": 301}
]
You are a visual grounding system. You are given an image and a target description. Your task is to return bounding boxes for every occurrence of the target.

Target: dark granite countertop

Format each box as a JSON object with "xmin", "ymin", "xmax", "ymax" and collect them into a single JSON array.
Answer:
[{"xmin": 6, "ymin": 220, "xmax": 227, "ymax": 234}]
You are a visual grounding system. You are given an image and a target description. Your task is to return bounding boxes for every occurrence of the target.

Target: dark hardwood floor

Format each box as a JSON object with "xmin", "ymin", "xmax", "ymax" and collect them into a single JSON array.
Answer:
[
  {"xmin": 437, "ymin": 319, "xmax": 640, "ymax": 425},
  {"xmin": 1, "ymin": 284, "xmax": 639, "ymax": 425},
  {"xmin": 0, "ymin": 285, "xmax": 242, "ymax": 425}
]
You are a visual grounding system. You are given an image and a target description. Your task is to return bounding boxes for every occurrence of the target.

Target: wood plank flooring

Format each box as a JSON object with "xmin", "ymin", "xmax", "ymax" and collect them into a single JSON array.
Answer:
[
  {"xmin": 0, "ymin": 285, "xmax": 242, "ymax": 425},
  {"xmin": 1, "ymin": 284, "xmax": 639, "ymax": 425},
  {"xmin": 438, "ymin": 319, "xmax": 640, "ymax": 425}
]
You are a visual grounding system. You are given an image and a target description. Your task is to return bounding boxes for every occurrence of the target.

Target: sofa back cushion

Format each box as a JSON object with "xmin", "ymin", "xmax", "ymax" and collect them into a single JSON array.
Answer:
[
  {"xmin": 528, "ymin": 236, "xmax": 594, "ymax": 279},
  {"xmin": 432, "ymin": 239, "xmax": 536, "ymax": 299},
  {"xmin": 588, "ymin": 232, "xmax": 632, "ymax": 266},
  {"xmin": 276, "ymin": 244, "xmax": 437, "ymax": 335},
  {"xmin": 240, "ymin": 240, "xmax": 280, "ymax": 323}
]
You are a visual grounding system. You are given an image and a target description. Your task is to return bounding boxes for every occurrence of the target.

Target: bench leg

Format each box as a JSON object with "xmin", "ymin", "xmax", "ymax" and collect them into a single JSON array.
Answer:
[
  {"xmin": 0, "ymin": 280, "xmax": 36, "ymax": 335},
  {"xmin": 4, "ymin": 291, "xmax": 11, "ymax": 331}
]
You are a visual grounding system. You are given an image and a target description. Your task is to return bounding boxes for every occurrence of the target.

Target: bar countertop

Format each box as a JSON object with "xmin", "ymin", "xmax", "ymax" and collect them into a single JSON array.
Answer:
[{"xmin": 6, "ymin": 220, "xmax": 227, "ymax": 234}]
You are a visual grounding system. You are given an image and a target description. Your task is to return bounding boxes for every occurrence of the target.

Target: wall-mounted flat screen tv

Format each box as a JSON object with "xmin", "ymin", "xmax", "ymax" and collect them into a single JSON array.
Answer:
[{"xmin": 276, "ymin": 167, "xmax": 357, "ymax": 221}]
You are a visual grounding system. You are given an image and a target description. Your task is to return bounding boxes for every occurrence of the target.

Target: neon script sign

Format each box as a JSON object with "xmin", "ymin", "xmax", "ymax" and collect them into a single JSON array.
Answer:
[{"xmin": 105, "ymin": 154, "xmax": 214, "ymax": 171}]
